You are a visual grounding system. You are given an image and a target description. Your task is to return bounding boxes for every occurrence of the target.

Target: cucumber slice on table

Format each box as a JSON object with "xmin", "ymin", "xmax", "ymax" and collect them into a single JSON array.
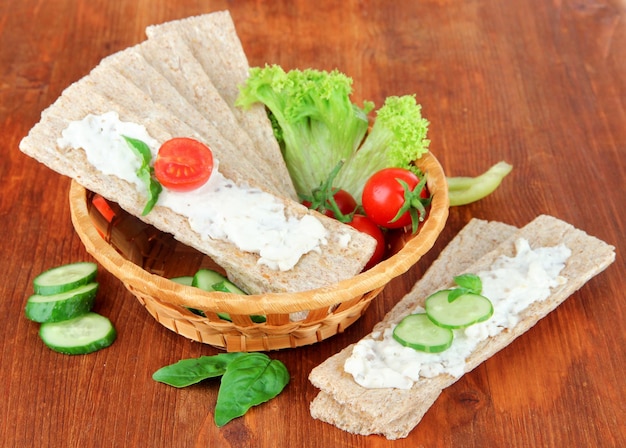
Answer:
[
  {"xmin": 425, "ymin": 289, "xmax": 493, "ymax": 329},
  {"xmin": 39, "ymin": 312, "xmax": 116, "ymax": 355},
  {"xmin": 25, "ymin": 282, "xmax": 98, "ymax": 323},
  {"xmin": 33, "ymin": 262, "xmax": 98, "ymax": 295},
  {"xmin": 393, "ymin": 313, "xmax": 453, "ymax": 353}
]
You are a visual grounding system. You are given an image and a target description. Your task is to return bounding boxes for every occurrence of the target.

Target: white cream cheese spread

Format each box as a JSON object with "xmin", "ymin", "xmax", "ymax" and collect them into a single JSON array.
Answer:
[
  {"xmin": 58, "ymin": 111, "xmax": 159, "ymax": 193},
  {"xmin": 158, "ymin": 172, "xmax": 328, "ymax": 271},
  {"xmin": 58, "ymin": 112, "xmax": 330, "ymax": 271},
  {"xmin": 344, "ymin": 238, "xmax": 571, "ymax": 389}
]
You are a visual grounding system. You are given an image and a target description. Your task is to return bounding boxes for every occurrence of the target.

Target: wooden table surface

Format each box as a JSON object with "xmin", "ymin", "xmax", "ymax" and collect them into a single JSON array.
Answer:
[{"xmin": 2, "ymin": 0, "xmax": 624, "ymax": 446}]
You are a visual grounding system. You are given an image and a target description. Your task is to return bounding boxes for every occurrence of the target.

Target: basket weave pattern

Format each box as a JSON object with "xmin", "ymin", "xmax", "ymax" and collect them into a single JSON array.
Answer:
[{"xmin": 69, "ymin": 152, "xmax": 449, "ymax": 351}]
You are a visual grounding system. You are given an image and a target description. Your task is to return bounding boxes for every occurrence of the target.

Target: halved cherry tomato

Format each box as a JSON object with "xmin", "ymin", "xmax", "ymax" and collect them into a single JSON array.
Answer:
[
  {"xmin": 361, "ymin": 168, "xmax": 430, "ymax": 233},
  {"xmin": 154, "ymin": 138, "xmax": 214, "ymax": 192},
  {"xmin": 347, "ymin": 214, "xmax": 386, "ymax": 270}
]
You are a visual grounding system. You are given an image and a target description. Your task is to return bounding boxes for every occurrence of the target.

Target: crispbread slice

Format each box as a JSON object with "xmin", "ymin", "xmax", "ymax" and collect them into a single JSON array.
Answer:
[
  {"xmin": 100, "ymin": 45, "xmax": 293, "ymax": 200},
  {"xmin": 309, "ymin": 215, "xmax": 615, "ymax": 439},
  {"xmin": 85, "ymin": 61, "xmax": 283, "ymax": 197},
  {"xmin": 134, "ymin": 29, "xmax": 297, "ymax": 200},
  {"xmin": 18, "ymin": 22, "xmax": 378, "ymax": 295},
  {"xmin": 309, "ymin": 219, "xmax": 517, "ymax": 436},
  {"xmin": 145, "ymin": 12, "xmax": 293, "ymax": 197}
]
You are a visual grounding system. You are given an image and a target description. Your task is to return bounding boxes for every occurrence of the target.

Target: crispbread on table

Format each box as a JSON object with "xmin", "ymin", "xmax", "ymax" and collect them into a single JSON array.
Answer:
[{"xmin": 309, "ymin": 215, "xmax": 616, "ymax": 439}]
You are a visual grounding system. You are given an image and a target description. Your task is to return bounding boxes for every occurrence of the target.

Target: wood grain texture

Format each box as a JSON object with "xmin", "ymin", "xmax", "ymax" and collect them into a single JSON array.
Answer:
[{"xmin": 1, "ymin": 0, "xmax": 624, "ymax": 446}]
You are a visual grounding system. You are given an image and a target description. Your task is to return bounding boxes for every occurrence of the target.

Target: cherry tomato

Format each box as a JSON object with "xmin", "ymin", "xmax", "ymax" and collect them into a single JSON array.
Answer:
[
  {"xmin": 361, "ymin": 168, "xmax": 429, "ymax": 232},
  {"xmin": 347, "ymin": 214, "xmax": 386, "ymax": 270},
  {"xmin": 154, "ymin": 138, "xmax": 214, "ymax": 192},
  {"xmin": 302, "ymin": 189, "xmax": 357, "ymax": 219},
  {"xmin": 327, "ymin": 189, "xmax": 358, "ymax": 216}
]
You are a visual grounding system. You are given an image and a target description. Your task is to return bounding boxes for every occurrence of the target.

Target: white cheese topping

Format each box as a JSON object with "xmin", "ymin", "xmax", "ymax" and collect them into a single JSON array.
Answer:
[
  {"xmin": 344, "ymin": 238, "xmax": 571, "ymax": 389},
  {"xmin": 58, "ymin": 111, "xmax": 159, "ymax": 193},
  {"xmin": 58, "ymin": 112, "xmax": 330, "ymax": 271},
  {"xmin": 158, "ymin": 172, "xmax": 328, "ymax": 271}
]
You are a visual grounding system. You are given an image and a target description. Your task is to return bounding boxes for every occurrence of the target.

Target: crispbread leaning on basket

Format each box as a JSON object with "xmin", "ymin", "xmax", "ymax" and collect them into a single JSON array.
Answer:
[
  {"xmin": 19, "ymin": 11, "xmax": 450, "ymax": 351},
  {"xmin": 309, "ymin": 215, "xmax": 615, "ymax": 439},
  {"xmin": 68, "ymin": 148, "xmax": 447, "ymax": 351},
  {"xmin": 20, "ymin": 11, "xmax": 378, "ymax": 295}
]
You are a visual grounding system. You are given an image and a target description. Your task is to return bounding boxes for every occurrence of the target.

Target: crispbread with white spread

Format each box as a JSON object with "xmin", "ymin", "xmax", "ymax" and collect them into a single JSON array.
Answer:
[
  {"xmin": 19, "ymin": 11, "xmax": 377, "ymax": 294},
  {"xmin": 309, "ymin": 215, "xmax": 615, "ymax": 439}
]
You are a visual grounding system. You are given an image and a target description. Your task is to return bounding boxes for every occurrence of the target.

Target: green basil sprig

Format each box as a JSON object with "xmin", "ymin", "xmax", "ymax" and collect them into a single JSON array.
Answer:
[
  {"xmin": 153, "ymin": 353, "xmax": 290, "ymax": 427},
  {"xmin": 122, "ymin": 136, "xmax": 162, "ymax": 215},
  {"xmin": 447, "ymin": 273, "xmax": 483, "ymax": 302}
]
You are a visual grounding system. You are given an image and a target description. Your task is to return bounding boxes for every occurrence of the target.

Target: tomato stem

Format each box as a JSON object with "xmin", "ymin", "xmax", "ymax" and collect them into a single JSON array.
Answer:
[
  {"xmin": 299, "ymin": 161, "xmax": 355, "ymax": 223},
  {"xmin": 389, "ymin": 175, "xmax": 430, "ymax": 233}
]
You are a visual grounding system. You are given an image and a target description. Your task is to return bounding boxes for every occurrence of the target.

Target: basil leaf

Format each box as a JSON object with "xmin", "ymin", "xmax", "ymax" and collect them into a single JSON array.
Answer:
[
  {"xmin": 214, "ymin": 353, "xmax": 289, "ymax": 427},
  {"xmin": 446, "ymin": 288, "xmax": 465, "ymax": 303},
  {"xmin": 122, "ymin": 135, "xmax": 162, "ymax": 215},
  {"xmin": 453, "ymin": 273, "xmax": 482, "ymax": 294},
  {"xmin": 152, "ymin": 353, "xmax": 246, "ymax": 388},
  {"xmin": 123, "ymin": 135, "xmax": 152, "ymax": 163},
  {"xmin": 136, "ymin": 167, "xmax": 162, "ymax": 215}
]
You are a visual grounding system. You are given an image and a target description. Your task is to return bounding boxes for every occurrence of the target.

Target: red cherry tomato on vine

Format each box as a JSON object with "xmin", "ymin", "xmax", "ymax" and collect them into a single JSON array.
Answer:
[
  {"xmin": 154, "ymin": 138, "xmax": 214, "ymax": 192},
  {"xmin": 302, "ymin": 189, "xmax": 358, "ymax": 218},
  {"xmin": 347, "ymin": 214, "xmax": 385, "ymax": 270},
  {"xmin": 361, "ymin": 168, "xmax": 429, "ymax": 231},
  {"xmin": 328, "ymin": 189, "xmax": 358, "ymax": 216}
]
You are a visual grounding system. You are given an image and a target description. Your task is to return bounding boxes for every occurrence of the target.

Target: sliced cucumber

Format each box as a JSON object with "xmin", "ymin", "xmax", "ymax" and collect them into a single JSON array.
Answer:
[
  {"xmin": 170, "ymin": 276, "xmax": 194, "ymax": 286},
  {"xmin": 425, "ymin": 289, "xmax": 493, "ymax": 329},
  {"xmin": 392, "ymin": 313, "xmax": 453, "ymax": 353},
  {"xmin": 190, "ymin": 269, "xmax": 265, "ymax": 323},
  {"xmin": 25, "ymin": 282, "xmax": 98, "ymax": 323},
  {"xmin": 33, "ymin": 262, "xmax": 98, "ymax": 295},
  {"xmin": 170, "ymin": 276, "xmax": 206, "ymax": 315},
  {"xmin": 192, "ymin": 269, "xmax": 246, "ymax": 295},
  {"xmin": 39, "ymin": 312, "xmax": 116, "ymax": 355}
]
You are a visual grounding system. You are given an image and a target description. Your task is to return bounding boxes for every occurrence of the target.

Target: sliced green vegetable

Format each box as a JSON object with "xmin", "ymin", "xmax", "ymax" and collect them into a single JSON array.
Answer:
[
  {"xmin": 447, "ymin": 161, "xmax": 513, "ymax": 206},
  {"xmin": 122, "ymin": 135, "xmax": 162, "ymax": 215},
  {"xmin": 170, "ymin": 276, "xmax": 207, "ymax": 316},
  {"xmin": 152, "ymin": 353, "xmax": 247, "ymax": 387},
  {"xmin": 191, "ymin": 269, "xmax": 266, "ymax": 323},
  {"xmin": 192, "ymin": 269, "xmax": 246, "ymax": 295},
  {"xmin": 25, "ymin": 282, "xmax": 98, "ymax": 323},
  {"xmin": 169, "ymin": 276, "xmax": 194, "ymax": 286},
  {"xmin": 33, "ymin": 261, "xmax": 98, "ymax": 295},
  {"xmin": 392, "ymin": 313, "xmax": 453, "ymax": 353},
  {"xmin": 39, "ymin": 312, "xmax": 116, "ymax": 355},
  {"xmin": 425, "ymin": 289, "xmax": 493, "ymax": 329},
  {"xmin": 214, "ymin": 353, "xmax": 290, "ymax": 427}
]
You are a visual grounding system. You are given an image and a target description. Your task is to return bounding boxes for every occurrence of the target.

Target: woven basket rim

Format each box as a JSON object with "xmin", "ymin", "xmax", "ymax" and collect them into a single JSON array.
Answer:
[{"xmin": 69, "ymin": 152, "xmax": 449, "ymax": 315}]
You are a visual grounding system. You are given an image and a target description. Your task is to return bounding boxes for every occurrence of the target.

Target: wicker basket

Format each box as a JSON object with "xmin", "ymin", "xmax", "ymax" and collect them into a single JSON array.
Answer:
[{"xmin": 68, "ymin": 152, "xmax": 449, "ymax": 351}]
